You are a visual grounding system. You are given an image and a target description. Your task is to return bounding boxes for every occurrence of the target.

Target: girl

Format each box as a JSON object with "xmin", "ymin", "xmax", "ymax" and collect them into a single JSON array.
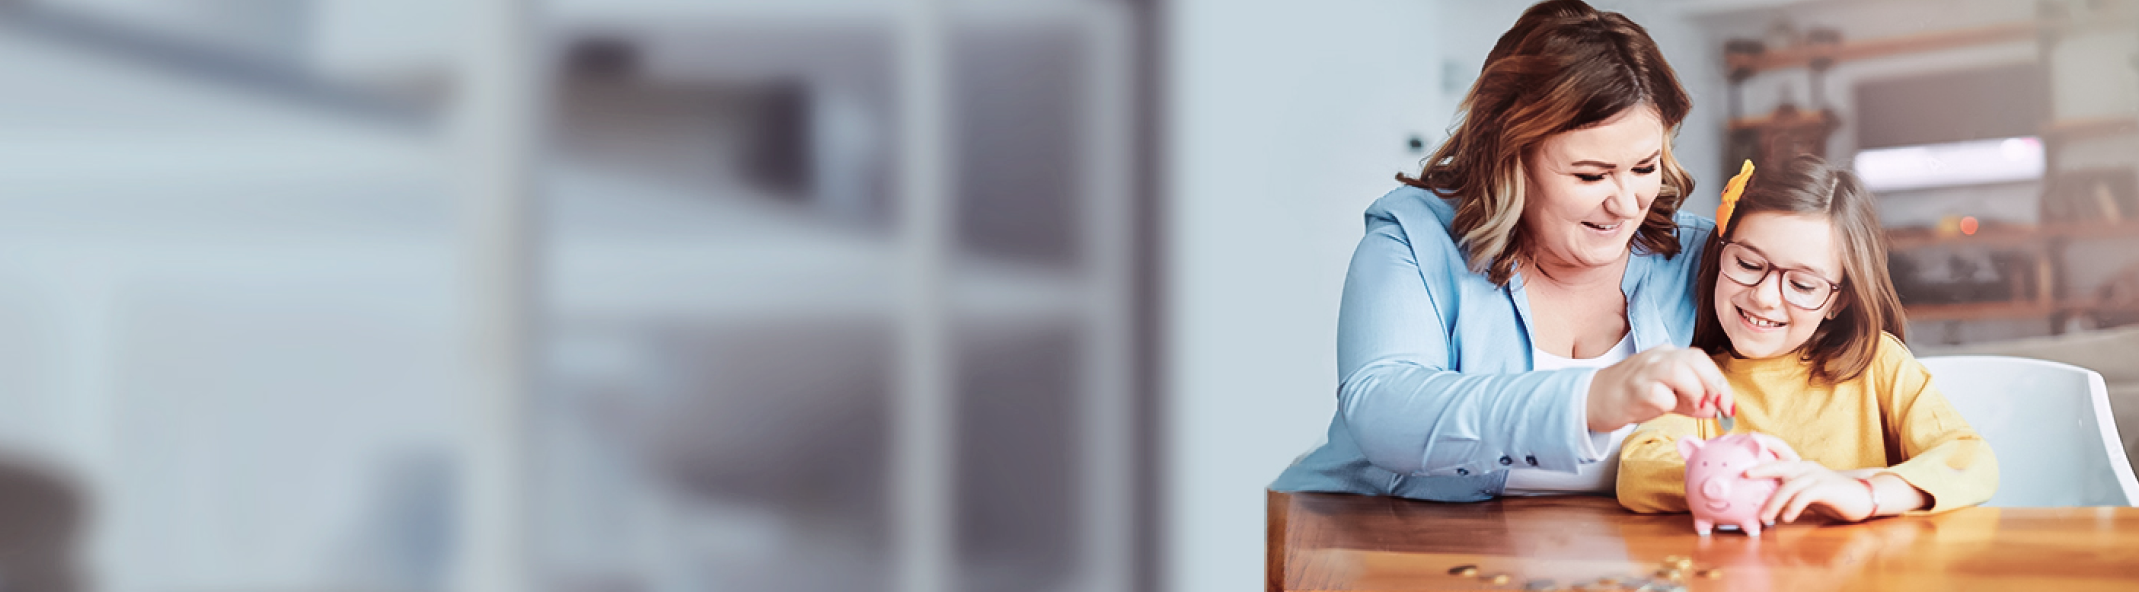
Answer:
[{"xmin": 1617, "ymin": 155, "xmax": 1998, "ymax": 523}]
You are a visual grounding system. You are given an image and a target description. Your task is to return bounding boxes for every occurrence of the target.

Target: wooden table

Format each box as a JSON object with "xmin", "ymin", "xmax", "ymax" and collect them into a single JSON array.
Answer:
[{"xmin": 1269, "ymin": 490, "xmax": 2139, "ymax": 591}]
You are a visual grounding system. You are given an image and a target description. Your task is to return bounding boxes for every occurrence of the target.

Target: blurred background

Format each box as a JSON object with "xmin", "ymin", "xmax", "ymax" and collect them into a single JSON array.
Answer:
[{"xmin": 0, "ymin": 0, "xmax": 2128, "ymax": 591}]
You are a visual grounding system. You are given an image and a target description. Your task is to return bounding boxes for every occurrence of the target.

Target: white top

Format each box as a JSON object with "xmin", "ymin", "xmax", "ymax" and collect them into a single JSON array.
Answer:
[{"xmin": 1502, "ymin": 333, "xmax": 1638, "ymax": 496}]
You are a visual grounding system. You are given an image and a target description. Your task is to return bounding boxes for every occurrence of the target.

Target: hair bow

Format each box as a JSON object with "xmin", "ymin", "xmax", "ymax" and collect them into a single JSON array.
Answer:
[{"xmin": 1716, "ymin": 160, "xmax": 1754, "ymax": 234}]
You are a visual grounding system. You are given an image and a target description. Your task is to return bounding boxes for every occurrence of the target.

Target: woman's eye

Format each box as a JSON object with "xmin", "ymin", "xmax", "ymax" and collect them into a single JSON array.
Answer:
[
  {"xmin": 1575, "ymin": 173, "xmax": 1605, "ymax": 182},
  {"xmin": 1632, "ymin": 165, "xmax": 1658, "ymax": 175}
]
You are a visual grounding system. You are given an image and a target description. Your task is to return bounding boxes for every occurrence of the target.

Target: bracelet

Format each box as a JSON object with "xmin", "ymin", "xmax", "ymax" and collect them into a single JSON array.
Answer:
[{"xmin": 1859, "ymin": 477, "xmax": 1882, "ymax": 518}]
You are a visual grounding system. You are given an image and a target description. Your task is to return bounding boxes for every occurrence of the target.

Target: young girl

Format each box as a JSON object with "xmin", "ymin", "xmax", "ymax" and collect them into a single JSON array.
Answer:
[{"xmin": 1617, "ymin": 155, "xmax": 1998, "ymax": 523}]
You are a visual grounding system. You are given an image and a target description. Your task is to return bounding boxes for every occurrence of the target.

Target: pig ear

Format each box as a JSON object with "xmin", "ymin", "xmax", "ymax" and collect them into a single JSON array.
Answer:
[
  {"xmin": 1752, "ymin": 433, "xmax": 1800, "ymax": 462},
  {"xmin": 1676, "ymin": 436, "xmax": 1704, "ymax": 460}
]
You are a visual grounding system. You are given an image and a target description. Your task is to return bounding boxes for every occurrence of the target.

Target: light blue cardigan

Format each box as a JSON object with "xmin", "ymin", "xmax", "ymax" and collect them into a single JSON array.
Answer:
[{"xmin": 1270, "ymin": 185, "xmax": 1714, "ymax": 501}]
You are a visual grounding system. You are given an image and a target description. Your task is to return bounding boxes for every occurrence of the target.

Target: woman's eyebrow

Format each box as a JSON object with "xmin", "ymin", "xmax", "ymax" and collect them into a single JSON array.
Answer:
[{"xmin": 1571, "ymin": 150, "xmax": 1662, "ymax": 169}]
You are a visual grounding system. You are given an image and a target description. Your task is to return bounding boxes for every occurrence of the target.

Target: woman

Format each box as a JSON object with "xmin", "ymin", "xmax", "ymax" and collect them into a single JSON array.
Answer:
[{"xmin": 1271, "ymin": 0, "xmax": 1733, "ymax": 501}]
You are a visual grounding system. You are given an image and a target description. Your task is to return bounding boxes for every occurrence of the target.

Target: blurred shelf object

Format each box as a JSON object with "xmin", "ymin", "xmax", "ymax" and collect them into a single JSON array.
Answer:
[{"xmin": 2041, "ymin": 116, "xmax": 2139, "ymax": 143}]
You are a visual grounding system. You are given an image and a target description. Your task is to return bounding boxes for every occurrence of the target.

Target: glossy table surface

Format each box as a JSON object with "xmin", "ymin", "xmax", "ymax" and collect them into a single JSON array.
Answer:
[{"xmin": 1269, "ymin": 490, "xmax": 2139, "ymax": 591}]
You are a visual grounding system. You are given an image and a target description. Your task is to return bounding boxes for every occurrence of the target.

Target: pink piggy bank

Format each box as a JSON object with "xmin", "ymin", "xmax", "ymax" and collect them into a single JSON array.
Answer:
[{"xmin": 1677, "ymin": 433, "xmax": 1799, "ymax": 537}]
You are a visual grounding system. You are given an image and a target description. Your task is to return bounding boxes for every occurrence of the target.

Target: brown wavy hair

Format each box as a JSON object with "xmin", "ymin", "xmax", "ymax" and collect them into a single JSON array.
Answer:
[
  {"xmin": 1401, "ymin": 0, "xmax": 1695, "ymax": 285},
  {"xmin": 1691, "ymin": 154, "xmax": 1907, "ymax": 384}
]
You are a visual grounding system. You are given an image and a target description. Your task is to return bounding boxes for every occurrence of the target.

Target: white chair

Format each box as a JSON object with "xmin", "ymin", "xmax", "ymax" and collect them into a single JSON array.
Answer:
[{"xmin": 1920, "ymin": 355, "xmax": 2139, "ymax": 507}]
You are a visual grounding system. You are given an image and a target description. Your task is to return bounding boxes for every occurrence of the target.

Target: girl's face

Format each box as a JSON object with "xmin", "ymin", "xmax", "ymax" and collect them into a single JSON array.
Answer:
[
  {"xmin": 1520, "ymin": 107, "xmax": 1665, "ymax": 271},
  {"xmin": 1713, "ymin": 211, "xmax": 1846, "ymax": 359}
]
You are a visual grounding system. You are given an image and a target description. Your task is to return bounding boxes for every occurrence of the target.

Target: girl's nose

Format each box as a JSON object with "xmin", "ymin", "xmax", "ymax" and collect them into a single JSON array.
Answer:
[{"xmin": 1748, "ymin": 272, "xmax": 1787, "ymax": 308}]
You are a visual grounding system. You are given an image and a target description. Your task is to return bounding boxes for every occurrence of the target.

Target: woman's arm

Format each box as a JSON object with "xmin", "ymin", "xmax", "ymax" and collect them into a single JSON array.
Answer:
[
  {"xmin": 1334, "ymin": 217, "xmax": 1729, "ymax": 478},
  {"xmin": 1333, "ymin": 220, "xmax": 1598, "ymax": 477}
]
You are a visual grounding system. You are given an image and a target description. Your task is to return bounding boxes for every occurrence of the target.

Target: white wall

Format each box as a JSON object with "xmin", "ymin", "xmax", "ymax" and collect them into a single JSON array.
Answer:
[
  {"xmin": 1164, "ymin": 2, "xmax": 1439, "ymax": 591},
  {"xmin": 1163, "ymin": 1, "xmax": 1733, "ymax": 590}
]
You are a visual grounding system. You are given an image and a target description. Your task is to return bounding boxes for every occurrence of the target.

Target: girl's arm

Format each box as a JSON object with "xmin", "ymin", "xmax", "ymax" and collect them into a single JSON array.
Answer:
[
  {"xmin": 1615, "ymin": 414, "xmax": 1708, "ymax": 513},
  {"xmin": 1876, "ymin": 335, "xmax": 2000, "ymax": 514}
]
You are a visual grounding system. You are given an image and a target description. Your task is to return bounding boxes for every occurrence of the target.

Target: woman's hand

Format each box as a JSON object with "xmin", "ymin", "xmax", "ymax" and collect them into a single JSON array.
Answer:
[
  {"xmin": 1584, "ymin": 346, "xmax": 1733, "ymax": 432},
  {"xmin": 1745, "ymin": 461, "xmax": 1874, "ymax": 524}
]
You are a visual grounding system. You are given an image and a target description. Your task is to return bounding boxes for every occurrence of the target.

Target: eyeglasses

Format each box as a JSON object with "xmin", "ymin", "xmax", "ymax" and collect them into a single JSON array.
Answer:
[{"xmin": 1718, "ymin": 240, "xmax": 1842, "ymax": 310}]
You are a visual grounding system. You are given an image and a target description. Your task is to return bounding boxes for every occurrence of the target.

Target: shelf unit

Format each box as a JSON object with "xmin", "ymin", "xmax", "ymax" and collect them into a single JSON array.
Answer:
[{"xmin": 1721, "ymin": 2, "xmax": 2139, "ymax": 339}]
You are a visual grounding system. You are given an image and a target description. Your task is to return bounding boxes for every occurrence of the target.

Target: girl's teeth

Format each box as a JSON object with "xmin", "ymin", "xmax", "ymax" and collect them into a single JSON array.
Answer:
[{"xmin": 1742, "ymin": 309, "xmax": 1782, "ymax": 328}]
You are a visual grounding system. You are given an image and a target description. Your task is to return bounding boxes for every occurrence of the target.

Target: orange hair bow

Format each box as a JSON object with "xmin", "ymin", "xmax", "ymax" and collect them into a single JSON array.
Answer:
[{"xmin": 1716, "ymin": 160, "xmax": 1754, "ymax": 234}]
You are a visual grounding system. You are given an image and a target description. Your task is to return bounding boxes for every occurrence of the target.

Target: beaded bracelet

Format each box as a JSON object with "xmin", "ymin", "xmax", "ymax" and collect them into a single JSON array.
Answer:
[{"xmin": 1859, "ymin": 477, "xmax": 1883, "ymax": 518}]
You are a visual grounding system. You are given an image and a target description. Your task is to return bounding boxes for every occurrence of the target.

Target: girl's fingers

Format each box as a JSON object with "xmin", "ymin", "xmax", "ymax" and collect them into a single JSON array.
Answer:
[
  {"xmin": 1741, "ymin": 460, "xmax": 1808, "ymax": 480},
  {"xmin": 1781, "ymin": 486, "xmax": 1824, "ymax": 523},
  {"xmin": 1761, "ymin": 476, "xmax": 1813, "ymax": 523}
]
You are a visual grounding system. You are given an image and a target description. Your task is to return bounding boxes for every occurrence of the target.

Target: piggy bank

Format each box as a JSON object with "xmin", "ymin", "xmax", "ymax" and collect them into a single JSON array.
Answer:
[{"xmin": 1678, "ymin": 433, "xmax": 1799, "ymax": 537}]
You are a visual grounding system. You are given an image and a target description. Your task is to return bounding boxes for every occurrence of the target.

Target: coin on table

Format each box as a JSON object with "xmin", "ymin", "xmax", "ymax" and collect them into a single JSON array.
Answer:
[
  {"xmin": 1523, "ymin": 579, "xmax": 1557, "ymax": 591},
  {"xmin": 1697, "ymin": 569, "xmax": 1721, "ymax": 579},
  {"xmin": 1487, "ymin": 574, "xmax": 1511, "ymax": 585},
  {"xmin": 1449, "ymin": 565, "xmax": 1479, "ymax": 577},
  {"xmin": 1671, "ymin": 558, "xmax": 1693, "ymax": 570}
]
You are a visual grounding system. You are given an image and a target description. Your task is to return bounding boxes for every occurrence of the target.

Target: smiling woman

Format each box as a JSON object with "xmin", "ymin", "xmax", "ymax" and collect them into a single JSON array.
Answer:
[{"xmin": 1269, "ymin": 0, "xmax": 1736, "ymax": 502}]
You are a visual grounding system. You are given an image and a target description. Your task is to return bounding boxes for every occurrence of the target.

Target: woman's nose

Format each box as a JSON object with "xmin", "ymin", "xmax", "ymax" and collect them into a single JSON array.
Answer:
[{"xmin": 1604, "ymin": 175, "xmax": 1640, "ymax": 218}]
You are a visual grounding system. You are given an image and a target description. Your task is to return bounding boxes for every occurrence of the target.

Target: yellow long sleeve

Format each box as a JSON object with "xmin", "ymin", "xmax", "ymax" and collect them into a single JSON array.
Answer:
[
  {"xmin": 1873, "ymin": 338, "xmax": 2000, "ymax": 514},
  {"xmin": 1613, "ymin": 333, "xmax": 1998, "ymax": 515},
  {"xmin": 1616, "ymin": 413, "xmax": 1707, "ymax": 513}
]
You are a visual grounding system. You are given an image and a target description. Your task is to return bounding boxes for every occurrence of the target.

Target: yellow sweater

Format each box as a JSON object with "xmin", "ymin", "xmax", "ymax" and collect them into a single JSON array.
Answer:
[{"xmin": 1618, "ymin": 333, "xmax": 1999, "ymax": 514}]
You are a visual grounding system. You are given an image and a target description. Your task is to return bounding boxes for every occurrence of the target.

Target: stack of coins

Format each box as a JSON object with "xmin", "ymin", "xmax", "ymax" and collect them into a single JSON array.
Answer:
[{"xmin": 1448, "ymin": 555, "xmax": 1723, "ymax": 591}]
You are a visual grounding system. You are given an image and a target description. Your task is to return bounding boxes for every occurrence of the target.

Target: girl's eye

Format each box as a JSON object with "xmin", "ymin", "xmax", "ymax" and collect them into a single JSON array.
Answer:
[
  {"xmin": 1632, "ymin": 165, "xmax": 1658, "ymax": 175},
  {"xmin": 1789, "ymin": 280, "xmax": 1820, "ymax": 293},
  {"xmin": 1575, "ymin": 173, "xmax": 1605, "ymax": 182},
  {"xmin": 1735, "ymin": 257, "xmax": 1763, "ymax": 271}
]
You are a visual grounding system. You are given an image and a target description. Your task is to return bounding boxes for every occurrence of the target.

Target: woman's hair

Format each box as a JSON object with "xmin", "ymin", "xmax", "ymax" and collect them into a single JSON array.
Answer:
[
  {"xmin": 1691, "ymin": 154, "xmax": 1907, "ymax": 384},
  {"xmin": 1402, "ymin": 0, "xmax": 1695, "ymax": 285}
]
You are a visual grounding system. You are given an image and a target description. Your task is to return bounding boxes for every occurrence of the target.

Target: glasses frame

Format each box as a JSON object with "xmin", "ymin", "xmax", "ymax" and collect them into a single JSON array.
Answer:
[{"xmin": 1716, "ymin": 239, "xmax": 1843, "ymax": 311}]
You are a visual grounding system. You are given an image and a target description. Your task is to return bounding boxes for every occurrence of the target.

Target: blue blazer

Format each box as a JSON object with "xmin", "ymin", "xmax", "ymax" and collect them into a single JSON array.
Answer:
[{"xmin": 1270, "ymin": 185, "xmax": 1714, "ymax": 501}]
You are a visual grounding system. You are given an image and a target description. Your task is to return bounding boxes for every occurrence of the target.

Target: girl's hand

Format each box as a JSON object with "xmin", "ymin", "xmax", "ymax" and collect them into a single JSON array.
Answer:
[
  {"xmin": 1744, "ymin": 461, "xmax": 1875, "ymax": 524},
  {"xmin": 1585, "ymin": 346, "xmax": 1734, "ymax": 432}
]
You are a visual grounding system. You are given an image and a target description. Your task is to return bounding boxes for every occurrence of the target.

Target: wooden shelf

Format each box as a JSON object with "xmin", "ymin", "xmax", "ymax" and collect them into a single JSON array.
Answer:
[
  {"xmin": 1905, "ymin": 299, "xmax": 2139, "ymax": 322},
  {"xmin": 1904, "ymin": 300, "xmax": 2059, "ymax": 322},
  {"xmin": 1884, "ymin": 222, "xmax": 2139, "ymax": 250},
  {"xmin": 1727, "ymin": 12, "xmax": 2139, "ymax": 76},
  {"xmin": 1727, "ymin": 22, "xmax": 2036, "ymax": 74}
]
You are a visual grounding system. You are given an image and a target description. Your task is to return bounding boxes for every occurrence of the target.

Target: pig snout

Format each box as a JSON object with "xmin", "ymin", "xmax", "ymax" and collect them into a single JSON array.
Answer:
[{"xmin": 1699, "ymin": 477, "xmax": 1733, "ymax": 511}]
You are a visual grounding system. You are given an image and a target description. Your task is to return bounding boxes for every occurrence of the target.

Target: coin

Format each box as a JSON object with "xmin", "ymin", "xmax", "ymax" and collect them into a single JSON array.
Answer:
[
  {"xmin": 1449, "ymin": 565, "xmax": 1480, "ymax": 577},
  {"xmin": 1486, "ymin": 574, "xmax": 1511, "ymax": 585},
  {"xmin": 1671, "ymin": 558, "xmax": 1693, "ymax": 570},
  {"xmin": 1523, "ymin": 579, "xmax": 1558, "ymax": 591},
  {"xmin": 1697, "ymin": 569, "xmax": 1722, "ymax": 579}
]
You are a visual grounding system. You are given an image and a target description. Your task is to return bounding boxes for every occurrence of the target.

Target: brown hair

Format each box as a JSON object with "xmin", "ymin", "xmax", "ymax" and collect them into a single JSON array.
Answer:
[
  {"xmin": 1401, "ymin": 0, "xmax": 1695, "ymax": 285},
  {"xmin": 1691, "ymin": 154, "xmax": 1907, "ymax": 384}
]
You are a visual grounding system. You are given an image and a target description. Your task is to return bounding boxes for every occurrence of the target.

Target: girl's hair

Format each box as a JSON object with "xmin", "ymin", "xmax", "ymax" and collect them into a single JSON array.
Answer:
[
  {"xmin": 1400, "ymin": 0, "xmax": 1695, "ymax": 286},
  {"xmin": 1691, "ymin": 154, "xmax": 1907, "ymax": 384}
]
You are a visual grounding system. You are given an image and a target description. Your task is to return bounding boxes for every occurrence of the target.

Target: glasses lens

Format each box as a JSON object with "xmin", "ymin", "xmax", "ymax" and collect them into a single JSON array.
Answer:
[
  {"xmin": 1781, "ymin": 270, "xmax": 1831, "ymax": 310},
  {"xmin": 1719, "ymin": 244, "xmax": 1767, "ymax": 286}
]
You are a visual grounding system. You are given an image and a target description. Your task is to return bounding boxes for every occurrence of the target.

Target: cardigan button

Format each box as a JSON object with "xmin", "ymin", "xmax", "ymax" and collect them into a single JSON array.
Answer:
[
  {"xmin": 1456, "ymin": 468, "xmax": 1470, "ymax": 476},
  {"xmin": 1525, "ymin": 455, "xmax": 1538, "ymax": 466},
  {"xmin": 1499, "ymin": 455, "xmax": 1514, "ymax": 466}
]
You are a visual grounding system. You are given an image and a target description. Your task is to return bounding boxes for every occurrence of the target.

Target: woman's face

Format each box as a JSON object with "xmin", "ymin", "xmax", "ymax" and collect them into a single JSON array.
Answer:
[
  {"xmin": 1713, "ymin": 211, "xmax": 1845, "ymax": 359},
  {"xmin": 1520, "ymin": 107, "xmax": 1665, "ymax": 272}
]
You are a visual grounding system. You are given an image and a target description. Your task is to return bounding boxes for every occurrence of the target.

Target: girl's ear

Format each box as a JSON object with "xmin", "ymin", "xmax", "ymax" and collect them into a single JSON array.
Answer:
[{"xmin": 1825, "ymin": 291, "xmax": 1850, "ymax": 320}]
